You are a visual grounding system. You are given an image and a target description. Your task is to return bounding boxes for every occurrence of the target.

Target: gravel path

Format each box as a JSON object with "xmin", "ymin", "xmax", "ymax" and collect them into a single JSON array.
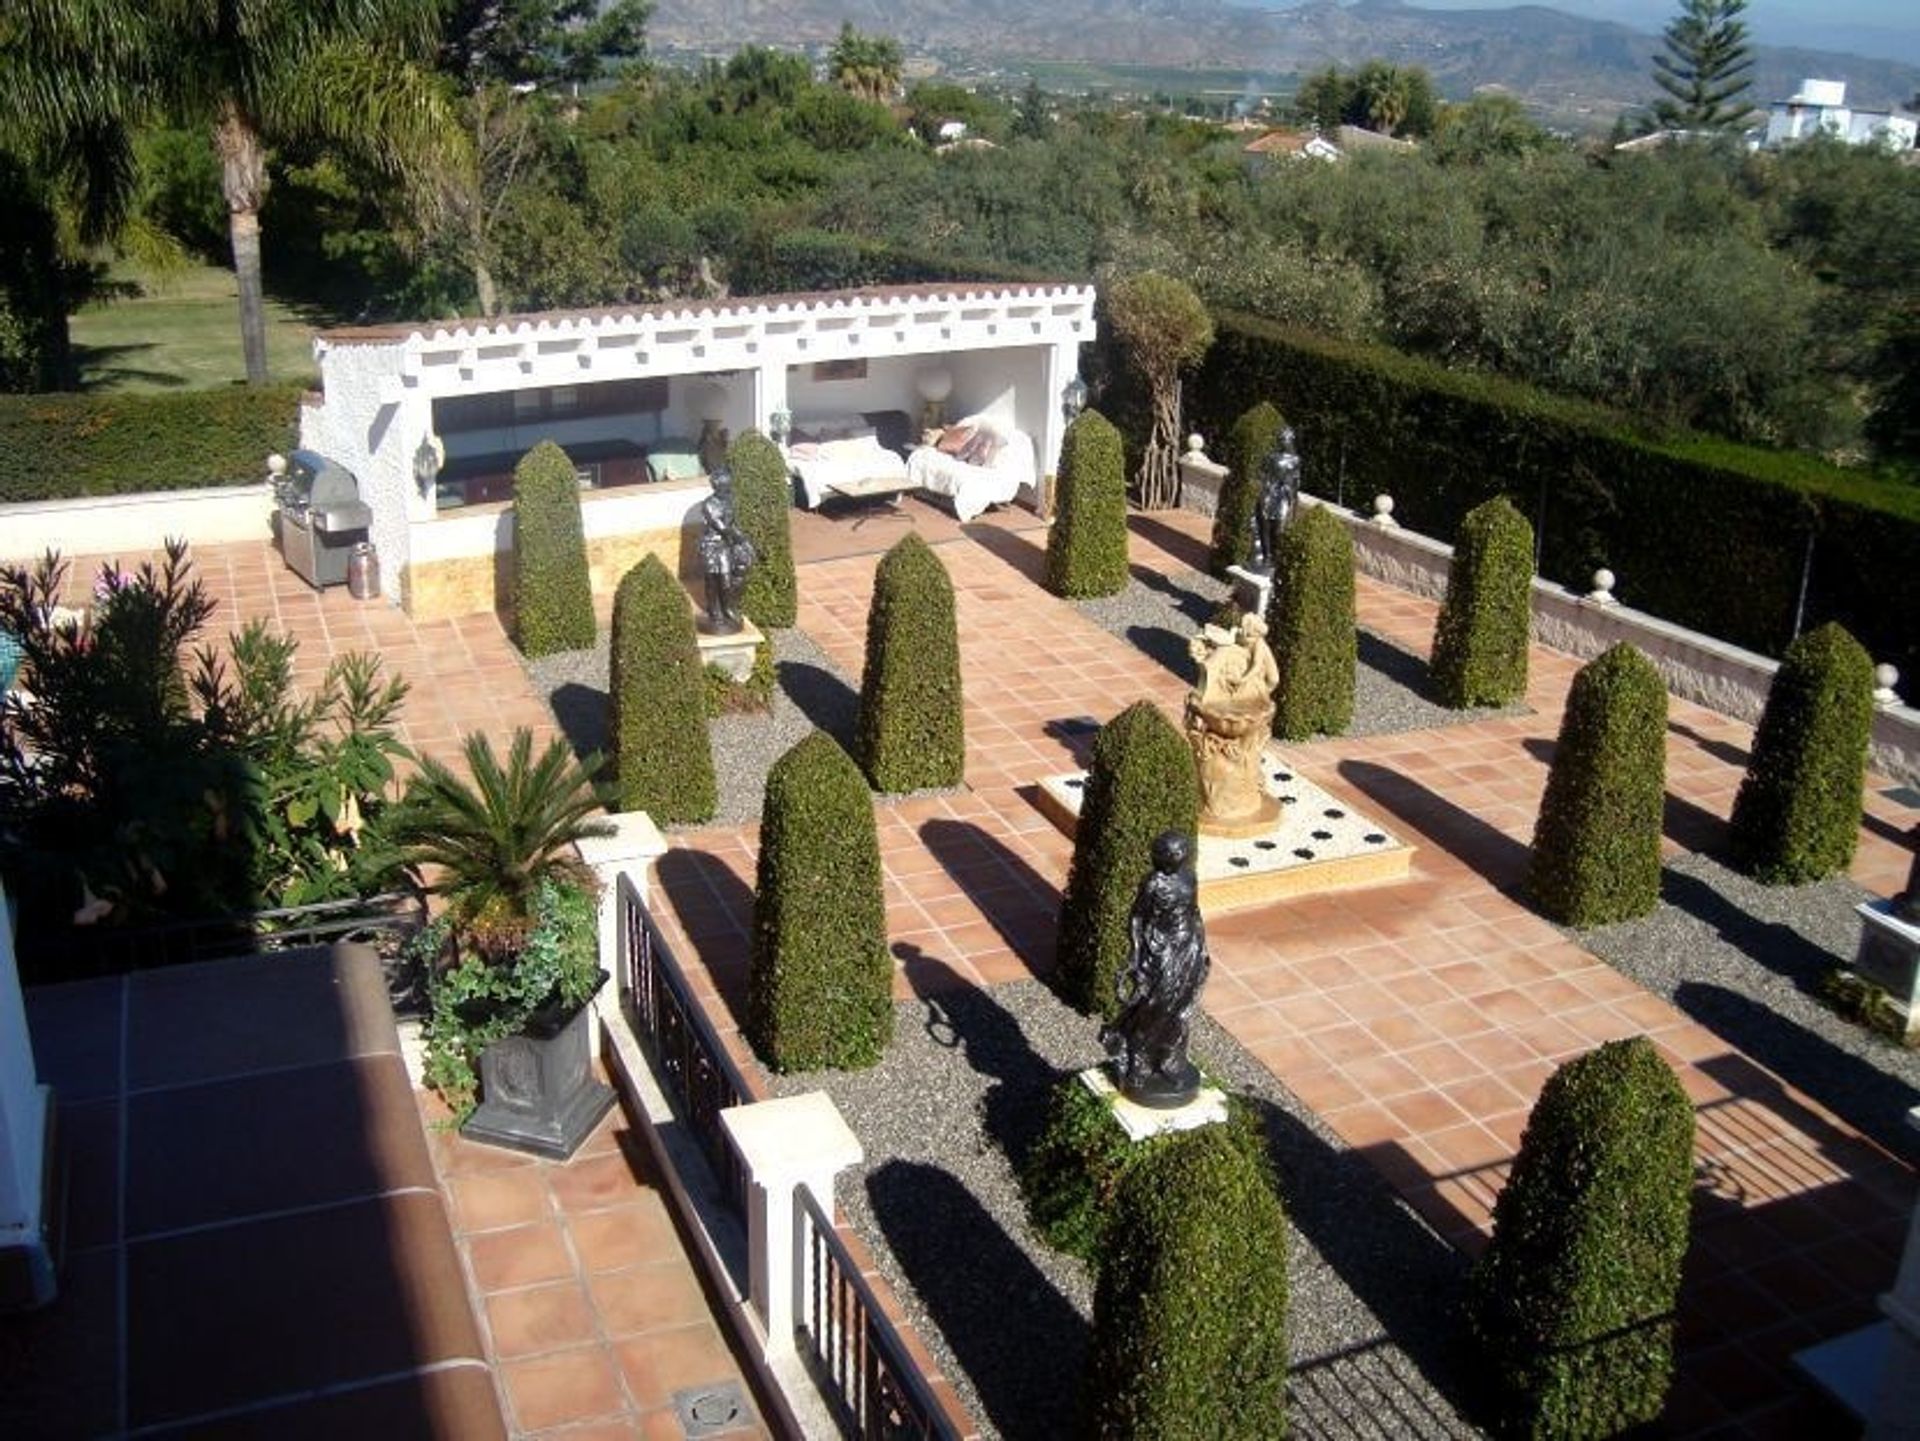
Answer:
[
  {"xmin": 769, "ymin": 981, "xmax": 1481, "ymax": 1440},
  {"xmin": 1072, "ymin": 566, "xmax": 1526, "ymax": 738}
]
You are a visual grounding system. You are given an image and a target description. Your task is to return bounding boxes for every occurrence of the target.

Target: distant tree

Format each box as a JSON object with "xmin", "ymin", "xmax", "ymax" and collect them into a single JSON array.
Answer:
[
  {"xmin": 715, "ymin": 46, "xmax": 811, "ymax": 114},
  {"xmin": 1651, "ymin": 0, "xmax": 1757, "ymax": 132},
  {"xmin": 1291, "ymin": 66, "xmax": 1349, "ymax": 132},
  {"xmin": 829, "ymin": 23, "xmax": 902, "ymax": 106},
  {"xmin": 1014, "ymin": 81, "xmax": 1052, "ymax": 141},
  {"xmin": 1354, "ymin": 61, "xmax": 1439, "ymax": 138},
  {"xmin": 1430, "ymin": 94, "xmax": 1551, "ymax": 165},
  {"xmin": 439, "ymin": 0, "xmax": 650, "ymax": 88}
]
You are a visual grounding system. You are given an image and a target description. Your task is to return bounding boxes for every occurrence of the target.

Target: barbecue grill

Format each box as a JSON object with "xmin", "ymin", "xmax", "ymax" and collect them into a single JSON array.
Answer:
[{"xmin": 273, "ymin": 450, "xmax": 373, "ymax": 590}]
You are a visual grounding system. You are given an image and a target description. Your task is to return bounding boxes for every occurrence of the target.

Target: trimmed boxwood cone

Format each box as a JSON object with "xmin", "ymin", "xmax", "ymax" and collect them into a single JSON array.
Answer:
[
  {"xmin": 1267, "ymin": 504, "xmax": 1356, "ymax": 739},
  {"xmin": 856, "ymin": 532, "xmax": 964, "ymax": 792},
  {"xmin": 511, "ymin": 440, "xmax": 595, "ymax": 656},
  {"xmin": 1430, "ymin": 494, "xmax": 1534, "ymax": 708},
  {"xmin": 608, "ymin": 554, "xmax": 715, "ymax": 823},
  {"xmin": 1046, "ymin": 408, "xmax": 1129, "ymax": 599}
]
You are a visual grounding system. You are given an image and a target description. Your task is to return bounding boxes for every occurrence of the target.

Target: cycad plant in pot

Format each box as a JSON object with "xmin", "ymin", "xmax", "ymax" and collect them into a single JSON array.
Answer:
[{"xmin": 390, "ymin": 728, "xmax": 616, "ymax": 1158}]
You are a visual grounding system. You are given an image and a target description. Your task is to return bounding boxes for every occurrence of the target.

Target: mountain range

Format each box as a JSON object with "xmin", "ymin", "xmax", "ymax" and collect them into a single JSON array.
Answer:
[{"xmin": 647, "ymin": 0, "xmax": 1920, "ymax": 130}]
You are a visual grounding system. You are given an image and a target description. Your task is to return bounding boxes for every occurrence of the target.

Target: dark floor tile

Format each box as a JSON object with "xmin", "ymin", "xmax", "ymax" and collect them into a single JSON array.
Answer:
[
  {"xmin": 125, "ymin": 1191, "xmax": 483, "ymax": 1430},
  {"xmin": 126, "ymin": 945, "xmax": 397, "ymax": 1090},
  {"xmin": 60, "ymin": 1097, "xmax": 121, "ymax": 1252},
  {"xmin": 135, "ymin": 1361, "xmax": 506, "ymax": 1441},
  {"xmin": 126, "ymin": 1054, "xmax": 433, "ymax": 1237},
  {"xmin": 23, "ymin": 976, "xmax": 125, "ymax": 1101},
  {"xmin": 0, "ymin": 1244, "xmax": 122, "ymax": 1439}
]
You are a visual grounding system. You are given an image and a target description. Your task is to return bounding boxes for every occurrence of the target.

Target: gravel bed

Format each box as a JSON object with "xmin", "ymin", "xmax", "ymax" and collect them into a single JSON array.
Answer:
[
  {"xmin": 1071, "ymin": 566, "xmax": 1526, "ymax": 738},
  {"xmin": 769, "ymin": 981, "xmax": 1481, "ymax": 1440},
  {"xmin": 1579, "ymin": 850, "xmax": 1920, "ymax": 1165},
  {"xmin": 525, "ymin": 626, "xmax": 884, "ymax": 828}
]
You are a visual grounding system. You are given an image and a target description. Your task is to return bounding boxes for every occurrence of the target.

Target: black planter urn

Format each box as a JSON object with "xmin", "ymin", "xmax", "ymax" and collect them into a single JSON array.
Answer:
[{"xmin": 461, "ymin": 971, "xmax": 615, "ymax": 1159}]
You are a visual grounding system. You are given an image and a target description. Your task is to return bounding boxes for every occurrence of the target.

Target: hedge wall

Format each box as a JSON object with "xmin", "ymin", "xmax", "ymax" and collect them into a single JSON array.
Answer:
[
  {"xmin": 0, "ymin": 384, "xmax": 303, "ymax": 502},
  {"xmin": 1173, "ymin": 312, "xmax": 1920, "ymax": 679}
]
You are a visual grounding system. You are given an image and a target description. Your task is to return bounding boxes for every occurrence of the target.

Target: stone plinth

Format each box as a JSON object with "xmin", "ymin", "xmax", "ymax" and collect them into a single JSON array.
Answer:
[
  {"xmin": 1037, "ymin": 747, "xmax": 1415, "ymax": 913},
  {"xmin": 695, "ymin": 615, "xmax": 764, "ymax": 682},
  {"xmin": 1853, "ymin": 901, "xmax": 1920, "ymax": 1041},
  {"xmin": 1225, "ymin": 564, "xmax": 1273, "ymax": 619},
  {"xmin": 1078, "ymin": 1067, "xmax": 1228, "ymax": 1144}
]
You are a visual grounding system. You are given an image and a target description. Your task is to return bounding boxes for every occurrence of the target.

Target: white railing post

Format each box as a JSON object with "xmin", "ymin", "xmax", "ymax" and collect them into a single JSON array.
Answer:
[
  {"xmin": 1867, "ymin": 1107, "xmax": 1920, "ymax": 1440},
  {"xmin": 0, "ymin": 881, "xmax": 57, "ymax": 1311},
  {"xmin": 721, "ymin": 1092, "xmax": 863, "ymax": 1361},
  {"xmin": 576, "ymin": 811, "xmax": 668, "ymax": 1053}
]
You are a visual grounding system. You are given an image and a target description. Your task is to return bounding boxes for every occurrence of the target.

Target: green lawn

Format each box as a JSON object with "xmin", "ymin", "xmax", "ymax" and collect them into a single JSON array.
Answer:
[{"xmin": 70, "ymin": 263, "xmax": 331, "ymax": 392}]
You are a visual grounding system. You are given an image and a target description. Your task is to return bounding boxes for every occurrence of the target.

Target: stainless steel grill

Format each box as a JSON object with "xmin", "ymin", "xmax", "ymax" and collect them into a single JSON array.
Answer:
[{"xmin": 274, "ymin": 449, "xmax": 372, "ymax": 590}]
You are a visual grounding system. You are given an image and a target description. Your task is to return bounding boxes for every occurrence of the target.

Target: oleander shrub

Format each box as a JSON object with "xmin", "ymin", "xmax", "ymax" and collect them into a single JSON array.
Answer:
[
  {"xmin": 1728, "ymin": 622, "xmax": 1874, "ymax": 885},
  {"xmin": 1057, "ymin": 700, "xmax": 1198, "ymax": 1018},
  {"xmin": 1527, "ymin": 644, "xmax": 1667, "ymax": 927},
  {"xmin": 1469, "ymin": 1037, "xmax": 1693, "ymax": 1438},
  {"xmin": 747, "ymin": 731, "xmax": 891, "ymax": 1071},
  {"xmin": 1085, "ymin": 1123, "xmax": 1291, "ymax": 1441},
  {"xmin": 727, "ymin": 429, "xmax": 796, "ymax": 628},
  {"xmin": 1045, "ymin": 408, "xmax": 1129, "ymax": 599},
  {"xmin": 1430, "ymin": 495, "xmax": 1535, "ymax": 708},
  {"xmin": 1021, "ymin": 1071, "xmax": 1268, "ymax": 1263},
  {"xmin": 1266, "ymin": 505, "xmax": 1356, "ymax": 739},
  {"xmin": 608, "ymin": 555, "xmax": 715, "ymax": 823},
  {"xmin": 1209, "ymin": 400, "xmax": 1284, "ymax": 576},
  {"xmin": 855, "ymin": 533, "xmax": 964, "ymax": 792},
  {"xmin": 510, "ymin": 440, "xmax": 595, "ymax": 657}
]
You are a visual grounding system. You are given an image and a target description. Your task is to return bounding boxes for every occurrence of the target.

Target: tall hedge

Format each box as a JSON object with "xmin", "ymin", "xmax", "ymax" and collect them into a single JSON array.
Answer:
[
  {"xmin": 510, "ymin": 440, "xmax": 595, "ymax": 657},
  {"xmin": 1267, "ymin": 504, "xmax": 1356, "ymax": 740},
  {"xmin": 1173, "ymin": 310, "xmax": 1920, "ymax": 682},
  {"xmin": 608, "ymin": 554, "xmax": 715, "ymax": 823},
  {"xmin": 0, "ymin": 385, "xmax": 301, "ymax": 502},
  {"xmin": 1429, "ymin": 494, "xmax": 1535, "ymax": 709},
  {"xmin": 1057, "ymin": 701, "xmax": 1198, "ymax": 1018},
  {"xmin": 1528, "ymin": 644, "xmax": 1668, "ymax": 927},
  {"xmin": 1045, "ymin": 408, "xmax": 1129, "ymax": 599},
  {"xmin": 1209, "ymin": 400, "xmax": 1284, "ymax": 577},
  {"xmin": 747, "ymin": 731, "xmax": 891, "ymax": 1071},
  {"xmin": 1469, "ymin": 1037, "xmax": 1694, "ymax": 1438},
  {"xmin": 1728, "ymin": 621, "xmax": 1874, "ymax": 885},
  {"xmin": 855, "ymin": 533, "xmax": 964, "ymax": 792},
  {"xmin": 726, "ymin": 429, "xmax": 796, "ymax": 629},
  {"xmin": 1086, "ymin": 1123, "xmax": 1291, "ymax": 1441}
]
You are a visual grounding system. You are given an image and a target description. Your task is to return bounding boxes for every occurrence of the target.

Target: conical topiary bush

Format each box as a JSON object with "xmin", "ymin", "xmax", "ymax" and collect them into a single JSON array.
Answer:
[
  {"xmin": 1528, "ymin": 643, "xmax": 1667, "ymax": 927},
  {"xmin": 747, "ymin": 731, "xmax": 891, "ymax": 1071},
  {"xmin": 607, "ymin": 554, "xmax": 715, "ymax": 823},
  {"xmin": 1469, "ymin": 1037, "xmax": 1694, "ymax": 1438},
  {"xmin": 1729, "ymin": 621, "xmax": 1873, "ymax": 885},
  {"xmin": 1045, "ymin": 408, "xmax": 1129, "ymax": 599},
  {"xmin": 1267, "ymin": 504, "xmax": 1356, "ymax": 740},
  {"xmin": 1209, "ymin": 400, "xmax": 1284, "ymax": 577},
  {"xmin": 856, "ymin": 532, "xmax": 964, "ymax": 792},
  {"xmin": 1057, "ymin": 700, "xmax": 1198, "ymax": 1018},
  {"xmin": 1430, "ymin": 494, "xmax": 1534, "ymax": 709},
  {"xmin": 510, "ymin": 440, "xmax": 595, "ymax": 656},
  {"xmin": 727, "ymin": 429, "xmax": 796, "ymax": 629}
]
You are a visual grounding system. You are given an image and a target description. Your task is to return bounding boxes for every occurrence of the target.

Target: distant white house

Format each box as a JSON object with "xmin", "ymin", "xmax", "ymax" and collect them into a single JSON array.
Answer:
[{"xmin": 1764, "ymin": 79, "xmax": 1918, "ymax": 151}]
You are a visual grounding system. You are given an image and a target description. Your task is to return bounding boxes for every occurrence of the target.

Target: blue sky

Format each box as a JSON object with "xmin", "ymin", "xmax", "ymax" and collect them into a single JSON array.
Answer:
[{"xmin": 1365, "ymin": 1, "xmax": 1920, "ymax": 65}]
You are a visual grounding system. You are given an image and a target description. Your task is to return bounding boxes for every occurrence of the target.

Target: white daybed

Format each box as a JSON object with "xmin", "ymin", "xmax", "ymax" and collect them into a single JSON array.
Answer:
[
  {"xmin": 906, "ymin": 414, "xmax": 1037, "ymax": 523},
  {"xmin": 786, "ymin": 414, "xmax": 911, "ymax": 509}
]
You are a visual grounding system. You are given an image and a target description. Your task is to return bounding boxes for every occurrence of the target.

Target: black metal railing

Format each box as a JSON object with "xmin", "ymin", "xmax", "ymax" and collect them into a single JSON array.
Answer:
[
  {"xmin": 795, "ymin": 1186, "xmax": 959, "ymax": 1441},
  {"xmin": 615, "ymin": 873, "xmax": 751, "ymax": 1214}
]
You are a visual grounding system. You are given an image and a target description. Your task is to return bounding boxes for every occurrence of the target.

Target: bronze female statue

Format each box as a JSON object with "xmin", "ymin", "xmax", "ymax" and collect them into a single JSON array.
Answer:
[
  {"xmin": 1101, "ymin": 830, "xmax": 1211, "ymax": 1109},
  {"xmin": 697, "ymin": 468, "xmax": 756, "ymax": 634}
]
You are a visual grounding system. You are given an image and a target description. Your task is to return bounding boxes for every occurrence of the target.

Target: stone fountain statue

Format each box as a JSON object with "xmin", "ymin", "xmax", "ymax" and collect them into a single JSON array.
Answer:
[
  {"xmin": 1101, "ymin": 830, "xmax": 1211, "ymax": 1109},
  {"xmin": 697, "ymin": 468, "xmax": 756, "ymax": 635},
  {"xmin": 1185, "ymin": 612, "xmax": 1281, "ymax": 836}
]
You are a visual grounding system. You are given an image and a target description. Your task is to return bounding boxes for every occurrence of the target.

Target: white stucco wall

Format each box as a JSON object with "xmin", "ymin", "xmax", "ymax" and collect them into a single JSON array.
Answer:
[
  {"xmin": 0, "ymin": 483, "xmax": 276, "ymax": 564},
  {"xmin": 298, "ymin": 345, "xmax": 414, "ymax": 602}
]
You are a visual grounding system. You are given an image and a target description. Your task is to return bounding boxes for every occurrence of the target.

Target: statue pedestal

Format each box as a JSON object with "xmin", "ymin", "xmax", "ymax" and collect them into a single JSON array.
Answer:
[
  {"xmin": 1853, "ymin": 901, "xmax": 1920, "ymax": 1041},
  {"xmin": 1079, "ymin": 1066, "xmax": 1227, "ymax": 1144},
  {"xmin": 1188, "ymin": 696, "xmax": 1282, "ymax": 838},
  {"xmin": 694, "ymin": 615, "xmax": 764, "ymax": 681},
  {"xmin": 1225, "ymin": 564, "xmax": 1273, "ymax": 619}
]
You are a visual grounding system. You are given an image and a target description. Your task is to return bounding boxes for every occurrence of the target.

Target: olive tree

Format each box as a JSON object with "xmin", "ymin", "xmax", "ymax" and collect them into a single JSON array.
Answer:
[{"xmin": 1104, "ymin": 272, "xmax": 1214, "ymax": 510}]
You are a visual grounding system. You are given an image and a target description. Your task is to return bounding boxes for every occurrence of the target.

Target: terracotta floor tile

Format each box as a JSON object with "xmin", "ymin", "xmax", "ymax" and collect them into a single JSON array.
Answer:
[
  {"xmin": 449, "ymin": 1168, "xmax": 552, "ymax": 1233},
  {"xmin": 502, "ymin": 1346, "xmax": 630, "ymax": 1432},
  {"xmin": 549, "ymin": 1150, "xmax": 650, "ymax": 1214},
  {"xmin": 587, "ymin": 1262, "xmax": 712, "ymax": 1336},
  {"xmin": 469, "ymin": 1222, "xmax": 577, "ymax": 1293},
  {"xmin": 566, "ymin": 1202, "xmax": 681, "ymax": 1273},
  {"xmin": 613, "ymin": 1324, "xmax": 743, "ymax": 1410},
  {"xmin": 486, "ymin": 1280, "xmax": 601, "ymax": 1360}
]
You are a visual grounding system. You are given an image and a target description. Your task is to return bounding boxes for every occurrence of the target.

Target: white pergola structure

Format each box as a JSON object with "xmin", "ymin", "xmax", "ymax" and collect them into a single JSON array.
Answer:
[{"xmin": 302, "ymin": 283, "xmax": 1097, "ymax": 616}]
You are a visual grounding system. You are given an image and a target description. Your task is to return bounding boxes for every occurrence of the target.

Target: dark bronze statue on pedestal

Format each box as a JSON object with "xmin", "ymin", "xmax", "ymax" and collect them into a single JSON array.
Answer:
[
  {"xmin": 1247, "ymin": 427, "xmax": 1301, "ymax": 573},
  {"xmin": 1101, "ymin": 830, "xmax": 1211, "ymax": 1109},
  {"xmin": 697, "ymin": 469, "xmax": 756, "ymax": 635}
]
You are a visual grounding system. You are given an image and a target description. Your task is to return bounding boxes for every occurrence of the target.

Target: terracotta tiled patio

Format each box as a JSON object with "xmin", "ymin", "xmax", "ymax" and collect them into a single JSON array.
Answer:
[{"xmin": 30, "ymin": 501, "xmax": 1920, "ymax": 1438}]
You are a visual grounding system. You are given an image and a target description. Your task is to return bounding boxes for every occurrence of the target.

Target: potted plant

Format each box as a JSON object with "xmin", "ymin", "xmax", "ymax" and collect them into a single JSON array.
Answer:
[{"xmin": 389, "ymin": 728, "xmax": 616, "ymax": 1158}]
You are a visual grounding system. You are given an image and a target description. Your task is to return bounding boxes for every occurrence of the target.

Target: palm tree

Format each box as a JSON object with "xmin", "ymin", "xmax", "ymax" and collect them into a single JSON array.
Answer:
[
  {"xmin": 1, "ymin": 1, "xmax": 452, "ymax": 385},
  {"xmin": 1357, "ymin": 62, "xmax": 1412, "ymax": 137},
  {"xmin": 387, "ymin": 728, "xmax": 611, "ymax": 926},
  {"xmin": 829, "ymin": 23, "xmax": 902, "ymax": 106}
]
